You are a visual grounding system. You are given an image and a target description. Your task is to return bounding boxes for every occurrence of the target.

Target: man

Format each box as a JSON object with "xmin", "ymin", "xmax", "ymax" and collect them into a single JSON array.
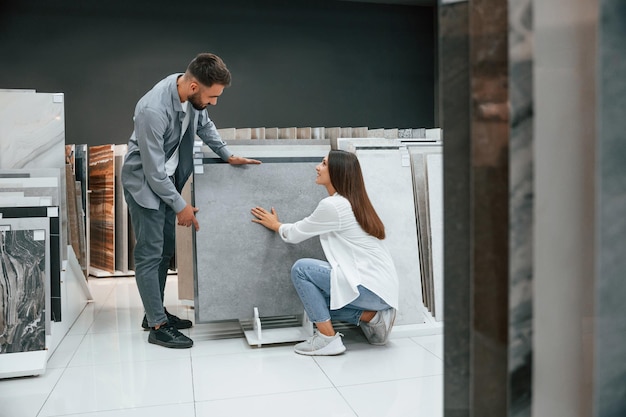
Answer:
[{"xmin": 122, "ymin": 53, "xmax": 261, "ymax": 348}]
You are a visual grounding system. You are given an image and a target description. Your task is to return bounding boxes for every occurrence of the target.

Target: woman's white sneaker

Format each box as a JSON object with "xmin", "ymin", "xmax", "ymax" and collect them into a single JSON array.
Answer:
[
  {"xmin": 360, "ymin": 308, "xmax": 396, "ymax": 345},
  {"xmin": 294, "ymin": 332, "xmax": 346, "ymax": 356}
]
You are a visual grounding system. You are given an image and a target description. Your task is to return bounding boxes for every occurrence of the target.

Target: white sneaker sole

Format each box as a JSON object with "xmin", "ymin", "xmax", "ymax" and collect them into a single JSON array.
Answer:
[{"xmin": 294, "ymin": 337, "xmax": 346, "ymax": 356}]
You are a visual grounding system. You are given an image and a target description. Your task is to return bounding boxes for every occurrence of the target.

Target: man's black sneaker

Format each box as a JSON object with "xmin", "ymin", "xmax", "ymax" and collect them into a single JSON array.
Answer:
[
  {"xmin": 148, "ymin": 323, "xmax": 193, "ymax": 349},
  {"xmin": 142, "ymin": 309, "xmax": 193, "ymax": 330}
]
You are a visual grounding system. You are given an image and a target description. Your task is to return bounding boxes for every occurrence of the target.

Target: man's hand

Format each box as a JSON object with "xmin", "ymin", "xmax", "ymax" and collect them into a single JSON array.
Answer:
[
  {"xmin": 228, "ymin": 155, "xmax": 262, "ymax": 165},
  {"xmin": 177, "ymin": 204, "xmax": 200, "ymax": 231}
]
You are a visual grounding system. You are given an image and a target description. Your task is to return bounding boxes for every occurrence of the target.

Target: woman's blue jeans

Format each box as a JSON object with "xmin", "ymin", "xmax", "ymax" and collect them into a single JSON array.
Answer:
[{"xmin": 291, "ymin": 258, "xmax": 391, "ymax": 325}]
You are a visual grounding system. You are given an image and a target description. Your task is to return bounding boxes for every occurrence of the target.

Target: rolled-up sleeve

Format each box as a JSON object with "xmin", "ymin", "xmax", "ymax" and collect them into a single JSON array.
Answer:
[{"xmin": 278, "ymin": 198, "xmax": 340, "ymax": 244}]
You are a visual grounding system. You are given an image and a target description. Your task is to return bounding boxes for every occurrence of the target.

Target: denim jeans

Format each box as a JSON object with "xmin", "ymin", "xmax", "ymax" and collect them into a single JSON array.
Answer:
[
  {"xmin": 124, "ymin": 190, "xmax": 175, "ymax": 327},
  {"xmin": 291, "ymin": 258, "xmax": 392, "ymax": 325}
]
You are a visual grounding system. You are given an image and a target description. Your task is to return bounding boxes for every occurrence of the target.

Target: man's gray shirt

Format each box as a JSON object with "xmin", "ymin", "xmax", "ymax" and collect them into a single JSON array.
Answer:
[{"xmin": 121, "ymin": 73, "xmax": 232, "ymax": 213}]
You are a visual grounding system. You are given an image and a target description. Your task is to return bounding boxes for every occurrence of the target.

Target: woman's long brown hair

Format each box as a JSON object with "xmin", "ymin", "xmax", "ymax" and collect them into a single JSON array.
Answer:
[{"xmin": 328, "ymin": 150, "xmax": 386, "ymax": 239}]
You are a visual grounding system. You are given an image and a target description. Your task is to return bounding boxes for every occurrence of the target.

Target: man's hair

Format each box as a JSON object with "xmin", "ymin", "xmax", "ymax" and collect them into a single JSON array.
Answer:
[{"xmin": 186, "ymin": 53, "xmax": 231, "ymax": 87}]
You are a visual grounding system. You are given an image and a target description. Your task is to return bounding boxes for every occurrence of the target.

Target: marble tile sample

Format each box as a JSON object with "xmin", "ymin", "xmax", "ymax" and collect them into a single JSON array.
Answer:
[
  {"xmin": 353, "ymin": 148, "xmax": 425, "ymax": 325},
  {"xmin": 217, "ymin": 128, "xmax": 236, "ymax": 140},
  {"xmin": 265, "ymin": 127, "xmax": 278, "ymax": 139},
  {"xmin": 235, "ymin": 128, "xmax": 252, "ymax": 140},
  {"xmin": 0, "ymin": 91, "xmax": 65, "ymax": 170},
  {"xmin": 325, "ymin": 127, "xmax": 341, "ymax": 141},
  {"xmin": 0, "ymin": 206, "xmax": 60, "ymax": 322},
  {"xmin": 175, "ymin": 176, "xmax": 194, "ymax": 302},
  {"xmin": 426, "ymin": 153, "xmax": 444, "ymax": 321},
  {"xmin": 278, "ymin": 127, "xmax": 297, "ymax": 139},
  {"xmin": 412, "ymin": 128, "xmax": 427, "ymax": 138},
  {"xmin": 439, "ymin": 1, "xmax": 472, "ymax": 415},
  {"xmin": 74, "ymin": 145, "xmax": 89, "ymax": 274},
  {"xmin": 88, "ymin": 145, "xmax": 115, "ymax": 274},
  {"xmin": 74, "ymin": 182, "xmax": 87, "ymax": 278},
  {"xmin": 336, "ymin": 138, "xmax": 426, "ymax": 325},
  {"xmin": 0, "ymin": 217, "xmax": 50, "ymax": 353},
  {"xmin": 383, "ymin": 128, "xmax": 398, "ymax": 139},
  {"xmin": 352, "ymin": 127, "xmax": 368, "ymax": 138},
  {"xmin": 409, "ymin": 152, "xmax": 433, "ymax": 314},
  {"xmin": 398, "ymin": 128, "xmax": 413, "ymax": 138},
  {"xmin": 194, "ymin": 159, "xmax": 328, "ymax": 322},
  {"xmin": 114, "ymin": 145, "xmax": 129, "ymax": 273},
  {"xmin": 509, "ymin": 0, "xmax": 533, "ymax": 414},
  {"xmin": 311, "ymin": 127, "xmax": 325, "ymax": 140},
  {"xmin": 65, "ymin": 164, "xmax": 82, "ymax": 270},
  {"xmin": 251, "ymin": 127, "xmax": 265, "ymax": 140},
  {"xmin": 340, "ymin": 127, "xmax": 352, "ymax": 138},
  {"xmin": 367, "ymin": 128, "xmax": 384, "ymax": 137},
  {"xmin": 297, "ymin": 127, "xmax": 312, "ymax": 139}
]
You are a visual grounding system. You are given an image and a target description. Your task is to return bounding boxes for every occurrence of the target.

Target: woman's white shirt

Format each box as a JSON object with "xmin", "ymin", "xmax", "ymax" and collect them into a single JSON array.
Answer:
[{"xmin": 278, "ymin": 194, "xmax": 399, "ymax": 310}]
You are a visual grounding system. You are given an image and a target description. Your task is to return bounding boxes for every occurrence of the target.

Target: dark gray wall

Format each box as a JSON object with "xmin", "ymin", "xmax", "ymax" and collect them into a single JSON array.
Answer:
[{"xmin": 0, "ymin": 0, "xmax": 435, "ymax": 146}]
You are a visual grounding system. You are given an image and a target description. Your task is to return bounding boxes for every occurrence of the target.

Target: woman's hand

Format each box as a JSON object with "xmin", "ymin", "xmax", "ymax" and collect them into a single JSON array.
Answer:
[{"xmin": 251, "ymin": 206, "xmax": 281, "ymax": 232}]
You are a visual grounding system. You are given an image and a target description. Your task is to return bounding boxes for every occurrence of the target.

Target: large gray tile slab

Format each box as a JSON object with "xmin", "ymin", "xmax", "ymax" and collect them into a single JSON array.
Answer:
[{"xmin": 193, "ymin": 157, "xmax": 328, "ymax": 322}]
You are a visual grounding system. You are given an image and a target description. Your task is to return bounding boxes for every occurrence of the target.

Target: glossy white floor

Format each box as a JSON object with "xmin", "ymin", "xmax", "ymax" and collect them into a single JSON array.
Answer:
[{"xmin": 0, "ymin": 277, "xmax": 443, "ymax": 417}]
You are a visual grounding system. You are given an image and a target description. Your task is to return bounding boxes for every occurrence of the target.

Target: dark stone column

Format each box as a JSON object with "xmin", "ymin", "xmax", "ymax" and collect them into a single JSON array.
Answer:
[{"xmin": 440, "ymin": 1, "xmax": 471, "ymax": 417}]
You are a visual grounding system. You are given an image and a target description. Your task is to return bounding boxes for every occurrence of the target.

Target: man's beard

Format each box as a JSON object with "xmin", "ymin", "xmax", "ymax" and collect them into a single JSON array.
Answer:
[{"xmin": 188, "ymin": 92, "xmax": 207, "ymax": 110}]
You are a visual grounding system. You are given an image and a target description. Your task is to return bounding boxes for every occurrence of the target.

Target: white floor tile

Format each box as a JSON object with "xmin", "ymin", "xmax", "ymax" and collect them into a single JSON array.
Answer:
[
  {"xmin": 314, "ymin": 338, "xmax": 443, "ymax": 387},
  {"xmin": 192, "ymin": 351, "xmax": 333, "ymax": 401},
  {"xmin": 338, "ymin": 375, "xmax": 443, "ymax": 417},
  {"xmin": 0, "ymin": 368, "xmax": 64, "ymax": 417},
  {"xmin": 38, "ymin": 358, "xmax": 193, "ymax": 416},
  {"xmin": 1, "ymin": 277, "xmax": 445, "ymax": 417},
  {"xmin": 411, "ymin": 334, "xmax": 444, "ymax": 360},
  {"xmin": 195, "ymin": 388, "xmax": 358, "ymax": 416},
  {"xmin": 46, "ymin": 403, "xmax": 196, "ymax": 417},
  {"xmin": 47, "ymin": 334, "xmax": 85, "ymax": 369},
  {"xmin": 68, "ymin": 330, "xmax": 191, "ymax": 367}
]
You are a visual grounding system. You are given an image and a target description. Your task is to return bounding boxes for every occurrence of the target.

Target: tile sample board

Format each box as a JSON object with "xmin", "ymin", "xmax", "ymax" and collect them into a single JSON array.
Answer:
[
  {"xmin": 0, "ymin": 91, "xmax": 65, "ymax": 170},
  {"xmin": 0, "ymin": 217, "xmax": 50, "ymax": 353},
  {"xmin": 194, "ymin": 158, "xmax": 328, "ymax": 322},
  {"xmin": 88, "ymin": 145, "xmax": 115, "ymax": 274},
  {"xmin": 338, "ymin": 139, "xmax": 426, "ymax": 325},
  {"xmin": 0, "ymin": 206, "xmax": 60, "ymax": 322}
]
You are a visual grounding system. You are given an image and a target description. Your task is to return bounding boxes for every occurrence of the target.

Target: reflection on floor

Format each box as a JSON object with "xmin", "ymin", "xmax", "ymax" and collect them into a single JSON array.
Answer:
[{"xmin": 0, "ymin": 277, "xmax": 443, "ymax": 417}]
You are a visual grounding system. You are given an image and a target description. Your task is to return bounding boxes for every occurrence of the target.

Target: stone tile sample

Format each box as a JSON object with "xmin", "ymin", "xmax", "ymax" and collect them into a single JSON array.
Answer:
[
  {"xmin": 352, "ymin": 127, "xmax": 368, "ymax": 138},
  {"xmin": 74, "ymin": 145, "xmax": 89, "ymax": 275},
  {"xmin": 65, "ymin": 164, "xmax": 82, "ymax": 272},
  {"xmin": 217, "ymin": 128, "xmax": 236, "ymax": 140},
  {"xmin": 383, "ymin": 128, "xmax": 398, "ymax": 139},
  {"xmin": 439, "ymin": 1, "xmax": 472, "ymax": 414},
  {"xmin": 0, "ymin": 92, "xmax": 65, "ymax": 170},
  {"xmin": 0, "ymin": 217, "xmax": 50, "ymax": 353},
  {"xmin": 235, "ymin": 128, "xmax": 251, "ymax": 140},
  {"xmin": 175, "ymin": 176, "xmax": 194, "ymax": 302},
  {"xmin": 408, "ymin": 151, "xmax": 433, "ymax": 314},
  {"xmin": 595, "ymin": 0, "xmax": 626, "ymax": 415},
  {"xmin": 426, "ymin": 153, "xmax": 443, "ymax": 321},
  {"xmin": 367, "ymin": 128, "xmax": 384, "ymax": 137},
  {"xmin": 324, "ymin": 127, "xmax": 341, "ymax": 141},
  {"xmin": 340, "ymin": 127, "xmax": 352, "ymax": 138},
  {"xmin": 88, "ymin": 145, "xmax": 115, "ymax": 274},
  {"xmin": 0, "ymin": 207, "xmax": 60, "ymax": 322},
  {"xmin": 194, "ymin": 158, "xmax": 327, "ymax": 322},
  {"xmin": 398, "ymin": 128, "xmax": 413, "ymax": 138},
  {"xmin": 251, "ymin": 127, "xmax": 265, "ymax": 140},
  {"xmin": 278, "ymin": 127, "xmax": 297, "ymax": 139},
  {"xmin": 311, "ymin": 127, "xmax": 325, "ymax": 140},
  {"xmin": 349, "ymin": 146, "xmax": 425, "ymax": 325},
  {"xmin": 114, "ymin": 145, "xmax": 129, "ymax": 273},
  {"xmin": 297, "ymin": 127, "xmax": 311, "ymax": 139},
  {"xmin": 508, "ymin": 0, "xmax": 534, "ymax": 414},
  {"xmin": 265, "ymin": 127, "xmax": 278, "ymax": 139}
]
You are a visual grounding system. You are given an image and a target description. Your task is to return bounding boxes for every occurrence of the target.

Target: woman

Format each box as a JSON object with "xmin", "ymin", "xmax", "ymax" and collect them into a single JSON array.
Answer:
[{"xmin": 251, "ymin": 149, "xmax": 399, "ymax": 356}]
